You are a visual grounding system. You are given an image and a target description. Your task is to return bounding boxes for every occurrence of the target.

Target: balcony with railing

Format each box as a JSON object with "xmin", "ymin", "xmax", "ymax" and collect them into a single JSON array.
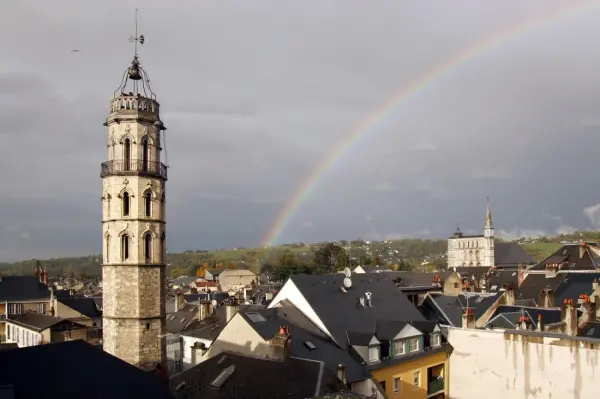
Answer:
[
  {"xmin": 100, "ymin": 159, "xmax": 168, "ymax": 180},
  {"xmin": 427, "ymin": 377, "xmax": 444, "ymax": 396}
]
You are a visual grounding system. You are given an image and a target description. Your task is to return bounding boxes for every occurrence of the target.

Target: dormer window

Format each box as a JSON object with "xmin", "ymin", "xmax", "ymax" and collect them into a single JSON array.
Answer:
[
  {"xmin": 407, "ymin": 337, "xmax": 420, "ymax": 352},
  {"xmin": 368, "ymin": 345, "xmax": 380, "ymax": 363},
  {"xmin": 393, "ymin": 340, "xmax": 405, "ymax": 357},
  {"xmin": 431, "ymin": 333, "xmax": 441, "ymax": 347}
]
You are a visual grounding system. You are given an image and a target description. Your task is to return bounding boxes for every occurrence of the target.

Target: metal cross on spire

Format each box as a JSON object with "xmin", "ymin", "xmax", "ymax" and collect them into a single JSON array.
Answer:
[{"xmin": 129, "ymin": 9, "xmax": 145, "ymax": 58}]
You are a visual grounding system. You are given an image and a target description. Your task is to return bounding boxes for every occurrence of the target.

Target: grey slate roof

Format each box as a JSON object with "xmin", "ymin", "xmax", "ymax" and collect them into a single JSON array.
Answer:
[
  {"xmin": 239, "ymin": 305, "xmax": 370, "ymax": 383},
  {"xmin": 166, "ymin": 311, "xmax": 196, "ymax": 334},
  {"xmin": 0, "ymin": 276, "xmax": 50, "ymax": 302},
  {"xmin": 516, "ymin": 272, "xmax": 600, "ymax": 305},
  {"xmin": 0, "ymin": 340, "xmax": 174, "ymax": 399},
  {"xmin": 58, "ymin": 297, "xmax": 102, "ymax": 319},
  {"xmin": 487, "ymin": 269, "xmax": 520, "ymax": 292},
  {"xmin": 287, "ymin": 273, "xmax": 426, "ymax": 349},
  {"xmin": 484, "ymin": 306, "xmax": 562, "ymax": 329},
  {"xmin": 579, "ymin": 321, "xmax": 600, "ymax": 339},
  {"xmin": 6, "ymin": 312, "xmax": 80, "ymax": 332},
  {"xmin": 386, "ymin": 271, "xmax": 454, "ymax": 287},
  {"xmin": 529, "ymin": 244, "xmax": 598, "ymax": 271},
  {"xmin": 179, "ymin": 306, "xmax": 227, "ymax": 341},
  {"xmin": 494, "ymin": 242, "xmax": 535, "ymax": 266},
  {"xmin": 453, "ymin": 266, "xmax": 490, "ymax": 280},
  {"xmin": 421, "ymin": 292, "xmax": 503, "ymax": 327},
  {"xmin": 169, "ymin": 351, "xmax": 330, "ymax": 399}
]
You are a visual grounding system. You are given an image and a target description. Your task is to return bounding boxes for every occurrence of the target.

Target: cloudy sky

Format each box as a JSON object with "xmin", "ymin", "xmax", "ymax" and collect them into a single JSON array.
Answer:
[{"xmin": 2, "ymin": 0, "xmax": 600, "ymax": 261}]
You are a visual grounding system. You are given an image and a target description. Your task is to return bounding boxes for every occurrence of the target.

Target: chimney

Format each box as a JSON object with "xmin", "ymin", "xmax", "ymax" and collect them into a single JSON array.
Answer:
[
  {"xmin": 190, "ymin": 342, "xmax": 208, "ymax": 366},
  {"xmin": 537, "ymin": 314, "xmax": 542, "ymax": 331},
  {"xmin": 365, "ymin": 292, "xmax": 373, "ymax": 307},
  {"xmin": 269, "ymin": 325, "xmax": 292, "ymax": 361},
  {"xmin": 174, "ymin": 291, "xmax": 185, "ymax": 311},
  {"xmin": 517, "ymin": 264, "xmax": 526, "ymax": 287},
  {"xmin": 517, "ymin": 315, "xmax": 530, "ymax": 330},
  {"xmin": 50, "ymin": 286, "xmax": 56, "ymax": 316},
  {"xmin": 42, "ymin": 267, "xmax": 48, "ymax": 285},
  {"xmin": 593, "ymin": 279, "xmax": 600, "ymax": 301},
  {"xmin": 462, "ymin": 307, "xmax": 476, "ymax": 329},
  {"xmin": 580, "ymin": 242, "xmax": 588, "ymax": 258},
  {"xmin": 579, "ymin": 294, "xmax": 596, "ymax": 325},
  {"xmin": 545, "ymin": 264, "xmax": 558, "ymax": 279},
  {"xmin": 336, "ymin": 364, "xmax": 347, "ymax": 385},
  {"xmin": 538, "ymin": 287, "xmax": 555, "ymax": 308},
  {"xmin": 504, "ymin": 284, "xmax": 515, "ymax": 306},
  {"xmin": 199, "ymin": 300, "xmax": 214, "ymax": 320},
  {"xmin": 561, "ymin": 299, "xmax": 578, "ymax": 336},
  {"xmin": 225, "ymin": 300, "xmax": 239, "ymax": 322}
]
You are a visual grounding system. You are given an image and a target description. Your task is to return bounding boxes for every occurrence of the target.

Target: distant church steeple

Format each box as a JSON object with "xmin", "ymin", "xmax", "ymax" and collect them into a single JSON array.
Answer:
[{"xmin": 484, "ymin": 197, "xmax": 494, "ymax": 238}]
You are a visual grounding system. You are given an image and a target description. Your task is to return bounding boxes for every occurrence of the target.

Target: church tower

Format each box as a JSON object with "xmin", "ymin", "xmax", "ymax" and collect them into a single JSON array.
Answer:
[
  {"xmin": 100, "ymin": 23, "xmax": 168, "ymax": 372},
  {"xmin": 482, "ymin": 197, "xmax": 495, "ymax": 267}
]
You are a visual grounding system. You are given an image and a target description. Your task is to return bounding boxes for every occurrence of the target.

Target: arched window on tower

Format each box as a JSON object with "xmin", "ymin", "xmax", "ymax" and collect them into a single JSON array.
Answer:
[
  {"xmin": 141, "ymin": 138, "xmax": 149, "ymax": 172},
  {"xmin": 144, "ymin": 191, "xmax": 152, "ymax": 217},
  {"xmin": 122, "ymin": 192, "xmax": 130, "ymax": 216},
  {"xmin": 105, "ymin": 235, "xmax": 110, "ymax": 263},
  {"xmin": 144, "ymin": 234, "xmax": 152, "ymax": 263},
  {"xmin": 121, "ymin": 234, "xmax": 130, "ymax": 261},
  {"xmin": 161, "ymin": 232, "xmax": 166, "ymax": 263},
  {"xmin": 123, "ymin": 138, "xmax": 131, "ymax": 171}
]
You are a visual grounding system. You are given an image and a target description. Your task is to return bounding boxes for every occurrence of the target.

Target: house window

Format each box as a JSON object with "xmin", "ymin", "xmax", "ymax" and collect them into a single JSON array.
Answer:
[
  {"xmin": 37, "ymin": 303, "xmax": 46, "ymax": 314},
  {"xmin": 144, "ymin": 191, "xmax": 152, "ymax": 217},
  {"xmin": 431, "ymin": 333, "xmax": 441, "ymax": 347},
  {"xmin": 413, "ymin": 371, "xmax": 420, "ymax": 388},
  {"xmin": 408, "ymin": 337, "xmax": 419, "ymax": 352},
  {"xmin": 122, "ymin": 192, "xmax": 130, "ymax": 216},
  {"xmin": 144, "ymin": 234, "xmax": 152, "ymax": 263},
  {"xmin": 121, "ymin": 234, "xmax": 130, "ymax": 261},
  {"xmin": 8, "ymin": 303, "xmax": 23, "ymax": 314},
  {"xmin": 393, "ymin": 340, "xmax": 405, "ymax": 356},
  {"xmin": 368, "ymin": 345, "xmax": 380, "ymax": 363},
  {"xmin": 454, "ymin": 282, "xmax": 459, "ymax": 288},
  {"xmin": 393, "ymin": 377, "xmax": 401, "ymax": 394}
]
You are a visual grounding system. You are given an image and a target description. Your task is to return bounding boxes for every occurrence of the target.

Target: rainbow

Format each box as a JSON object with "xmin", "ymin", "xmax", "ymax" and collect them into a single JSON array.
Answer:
[{"xmin": 261, "ymin": 1, "xmax": 596, "ymax": 247}]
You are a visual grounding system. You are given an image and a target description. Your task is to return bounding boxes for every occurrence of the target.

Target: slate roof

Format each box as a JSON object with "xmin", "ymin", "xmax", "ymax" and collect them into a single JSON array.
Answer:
[
  {"xmin": 286, "ymin": 273, "xmax": 426, "ymax": 349},
  {"xmin": 386, "ymin": 271, "xmax": 454, "ymax": 287},
  {"xmin": 579, "ymin": 321, "xmax": 600, "ymax": 339},
  {"xmin": 487, "ymin": 269, "xmax": 520, "ymax": 292},
  {"xmin": 0, "ymin": 340, "xmax": 174, "ymax": 399},
  {"xmin": 516, "ymin": 272, "xmax": 600, "ymax": 305},
  {"xmin": 184, "ymin": 291, "xmax": 230, "ymax": 305},
  {"xmin": 0, "ymin": 343, "xmax": 18, "ymax": 351},
  {"xmin": 169, "ymin": 351, "xmax": 328, "ymax": 399},
  {"xmin": 6, "ymin": 312, "xmax": 81, "ymax": 332},
  {"xmin": 166, "ymin": 311, "xmax": 196, "ymax": 334},
  {"xmin": 0, "ymin": 276, "xmax": 50, "ymax": 302},
  {"xmin": 239, "ymin": 305, "xmax": 369, "ymax": 383},
  {"xmin": 484, "ymin": 306, "xmax": 562, "ymax": 329},
  {"xmin": 58, "ymin": 297, "xmax": 102, "ymax": 319},
  {"xmin": 494, "ymin": 242, "xmax": 535, "ymax": 266},
  {"xmin": 179, "ymin": 306, "xmax": 227, "ymax": 341},
  {"xmin": 529, "ymin": 244, "xmax": 598, "ymax": 271},
  {"xmin": 421, "ymin": 292, "xmax": 503, "ymax": 327},
  {"xmin": 362, "ymin": 265, "xmax": 393, "ymax": 273},
  {"xmin": 453, "ymin": 266, "xmax": 490, "ymax": 281}
]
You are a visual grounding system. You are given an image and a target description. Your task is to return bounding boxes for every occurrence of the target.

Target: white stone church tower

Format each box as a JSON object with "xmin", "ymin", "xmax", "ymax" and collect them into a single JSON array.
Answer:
[
  {"xmin": 101, "ymin": 50, "xmax": 168, "ymax": 371},
  {"xmin": 447, "ymin": 198, "xmax": 495, "ymax": 268}
]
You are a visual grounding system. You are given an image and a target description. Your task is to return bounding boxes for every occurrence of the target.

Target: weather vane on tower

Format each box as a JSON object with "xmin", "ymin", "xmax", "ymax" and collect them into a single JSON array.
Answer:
[{"xmin": 129, "ymin": 9, "xmax": 145, "ymax": 59}]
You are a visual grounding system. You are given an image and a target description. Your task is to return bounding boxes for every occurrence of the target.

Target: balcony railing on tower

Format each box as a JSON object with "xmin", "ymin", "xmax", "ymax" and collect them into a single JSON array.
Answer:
[{"xmin": 100, "ymin": 159, "xmax": 168, "ymax": 180}]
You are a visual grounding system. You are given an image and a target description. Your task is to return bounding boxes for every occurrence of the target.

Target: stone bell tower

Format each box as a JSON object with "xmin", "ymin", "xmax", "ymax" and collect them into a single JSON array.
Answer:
[{"xmin": 100, "ymin": 26, "xmax": 168, "ymax": 371}]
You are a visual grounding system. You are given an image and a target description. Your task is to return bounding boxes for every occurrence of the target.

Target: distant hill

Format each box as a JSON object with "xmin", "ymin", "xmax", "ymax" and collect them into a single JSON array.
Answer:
[{"xmin": 0, "ymin": 230, "xmax": 596, "ymax": 277}]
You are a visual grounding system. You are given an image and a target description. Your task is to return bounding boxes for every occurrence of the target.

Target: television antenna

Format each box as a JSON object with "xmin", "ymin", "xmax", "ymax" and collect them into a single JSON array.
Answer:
[
  {"xmin": 211, "ymin": 299, "xmax": 218, "ymax": 308},
  {"xmin": 343, "ymin": 267, "xmax": 352, "ymax": 278}
]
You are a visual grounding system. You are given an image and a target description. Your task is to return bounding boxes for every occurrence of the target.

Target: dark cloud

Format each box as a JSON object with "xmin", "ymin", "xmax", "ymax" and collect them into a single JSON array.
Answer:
[{"xmin": 1, "ymin": 0, "xmax": 599, "ymax": 260}]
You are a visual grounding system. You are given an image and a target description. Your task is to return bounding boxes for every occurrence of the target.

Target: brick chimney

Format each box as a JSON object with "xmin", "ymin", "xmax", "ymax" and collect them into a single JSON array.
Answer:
[
  {"xmin": 198, "ymin": 300, "xmax": 214, "ymax": 320},
  {"xmin": 538, "ymin": 287, "xmax": 555, "ymax": 308},
  {"xmin": 561, "ymin": 299, "xmax": 578, "ymax": 336},
  {"xmin": 42, "ymin": 267, "xmax": 48, "ymax": 285},
  {"xmin": 517, "ymin": 264, "xmax": 526, "ymax": 287},
  {"xmin": 269, "ymin": 325, "xmax": 292, "ymax": 361},
  {"xmin": 504, "ymin": 284, "xmax": 516, "ymax": 306},
  {"xmin": 462, "ymin": 307, "xmax": 475, "ymax": 329},
  {"xmin": 537, "ymin": 314, "xmax": 542, "ymax": 331}
]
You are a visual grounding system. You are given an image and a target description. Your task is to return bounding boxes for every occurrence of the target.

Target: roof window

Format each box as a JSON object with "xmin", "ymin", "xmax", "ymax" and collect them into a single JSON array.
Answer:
[
  {"xmin": 210, "ymin": 365, "xmax": 235, "ymax": 389},
  {"xmin": 245, "ymin": 312, "xmax": 266, "ymax": 323},
  {"xmin": 304, "ymin": 341, "xmax": 317, "ymax": 350}
]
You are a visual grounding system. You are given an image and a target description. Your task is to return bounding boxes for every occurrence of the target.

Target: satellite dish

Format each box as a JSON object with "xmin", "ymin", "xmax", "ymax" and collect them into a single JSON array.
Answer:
[
  {"xmin": 343, "ymin": 277, "xmax": 352, "ymax": 289},
  {"xmin": 344, "ymin": 267, "xmax": 352, "ymax": 278},
  {"xmin": 211, "ymin": 299, "xmax": 218, "ymax": 307}
]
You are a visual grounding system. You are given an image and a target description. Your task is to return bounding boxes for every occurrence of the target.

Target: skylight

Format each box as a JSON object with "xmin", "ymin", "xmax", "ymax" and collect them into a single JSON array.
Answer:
[
  {"xmin": 475, "ymin": 297, "xmax": 484, "ymax": 304},
  {"xmin": 180, "ymin": 317, "xmax": 186, "ymax": 323},
  {"xmin": 245, "ymin": 312, "xmax": 266, "ymax": 323},
  {"xmin": 304, "ymin": 341, "xmax": 317, "ymax": 350},
  {"xmin": 210, "ymin": 365, "xmax": 235, "ymax": 389}
]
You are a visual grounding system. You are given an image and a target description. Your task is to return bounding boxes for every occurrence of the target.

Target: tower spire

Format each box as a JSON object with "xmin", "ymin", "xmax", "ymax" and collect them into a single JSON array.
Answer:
[
  {"xmin": 129, "ymin": 9, "xmax": 145, "ymax": 59},
  {"xmin": 485, "ymin": 197, "xmax": 493, "ymax": 229}
]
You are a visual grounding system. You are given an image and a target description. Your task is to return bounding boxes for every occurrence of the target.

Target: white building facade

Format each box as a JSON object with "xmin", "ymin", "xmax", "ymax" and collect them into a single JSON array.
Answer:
[{"xmin": 447, "ymin": 199, "xmax": 495, "ymax": 268}]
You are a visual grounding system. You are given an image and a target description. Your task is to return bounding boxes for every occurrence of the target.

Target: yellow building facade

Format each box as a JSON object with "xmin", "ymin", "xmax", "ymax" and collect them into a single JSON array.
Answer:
[{"xmin": 370, "ymin": 350, "xmax": 449, "ymax": 399}]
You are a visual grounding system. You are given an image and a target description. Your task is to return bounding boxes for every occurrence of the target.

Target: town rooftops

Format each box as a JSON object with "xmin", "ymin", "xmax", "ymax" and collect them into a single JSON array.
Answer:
[
  {"xmin": 421, "ymin": 292, "xmax": 503, "ymax": 327},
  {"xmin": 484, "ymin": 306, "xmax": 563, "ymax": 329},
  {"xmin": 529, "ymin": 243, "xmax": 599, "ymax": 271},
  {"xmin": 494, "ymin": 242, "xmax": 535, "ymax": 266},
  {"xmin": 165, "ymin": 310, "xmax": 196, "ymax": 334},
  {"xmin": 58, "ymin": 297, "xmax": 102, "ymax": 319},
  {"xmin": 516, "ymin": 272, "xmax": 600, "ymax": 305},
  {"xmin": 273, "ymin": 273, "xmax": 426, "ymax": 349},
  {"xmin": 169, "ymin": 351, "xmax": 330, "ymax": 399},
  {"xmin": 6, "ymin": 312, "xmax": 85, "ymax": 332},
  {"xmin": 0, "ymin": 276, "xmax": 50, "ymax": 302},
  {"xmin": 0, "ymin": 340, "xmax": 174, "ymax": 399}
]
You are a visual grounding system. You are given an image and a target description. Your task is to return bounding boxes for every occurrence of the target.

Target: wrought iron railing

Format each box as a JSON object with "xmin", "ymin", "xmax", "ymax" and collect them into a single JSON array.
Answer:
[
  {"xmin": 428, "ymin": 378, "xmax": 444, "ymax": 395},
  {"xmin": 100, "ymin": 159, "xmax": 168, "ymax": 180}
]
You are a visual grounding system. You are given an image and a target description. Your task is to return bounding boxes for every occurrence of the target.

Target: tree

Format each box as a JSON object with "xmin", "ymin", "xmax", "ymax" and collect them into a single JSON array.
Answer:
[
  {"xmin": 196, "ymin": 267, "xmax": 206, "ymax": 278},
  {"xmin": 313, "ymin": 243, "xmax": 347, "ymax": 273}
]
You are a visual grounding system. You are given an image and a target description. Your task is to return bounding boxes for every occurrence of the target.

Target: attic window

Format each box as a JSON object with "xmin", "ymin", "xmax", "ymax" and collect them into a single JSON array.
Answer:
[
  {"xmin": 475, "ymin": 297, "xmax": 484, "ymax": 304},
  {"xmin": 491, "ymin": 285, "xmax": 498, "ymax": 291},
  {"xmin": 180, "ymin": 317, "xmax": 187, "ymax": 323},
  {"xmin": 304, "ymin": 341, "xmax": 316, "ymax": 350},
  {"xmin": 245, "ymin": 312, "xmax": 266, "ymax": 323},
  {"xmin": 169, "ymin": 315, "xmax": 176, "ymax": 321},
  {"xmin": 512, "ymin": 272, "xmax": 516, "ymax": 276},
  {"xmin": 210, "ymin": 365, "xmax": 235, "ymax": 389}
]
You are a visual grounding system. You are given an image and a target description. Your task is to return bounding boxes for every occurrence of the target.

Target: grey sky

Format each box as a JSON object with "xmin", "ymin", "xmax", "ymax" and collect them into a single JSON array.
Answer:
[{"xmin": 1, "ymin": 0, "xmax": 600, "ymax": 261}]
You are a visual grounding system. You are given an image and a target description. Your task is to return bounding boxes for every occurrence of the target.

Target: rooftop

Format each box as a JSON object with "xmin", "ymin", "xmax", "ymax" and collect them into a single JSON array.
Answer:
[{"xmin": 0, "ymin": 276, "xmax": 50, "ymax": 302}]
